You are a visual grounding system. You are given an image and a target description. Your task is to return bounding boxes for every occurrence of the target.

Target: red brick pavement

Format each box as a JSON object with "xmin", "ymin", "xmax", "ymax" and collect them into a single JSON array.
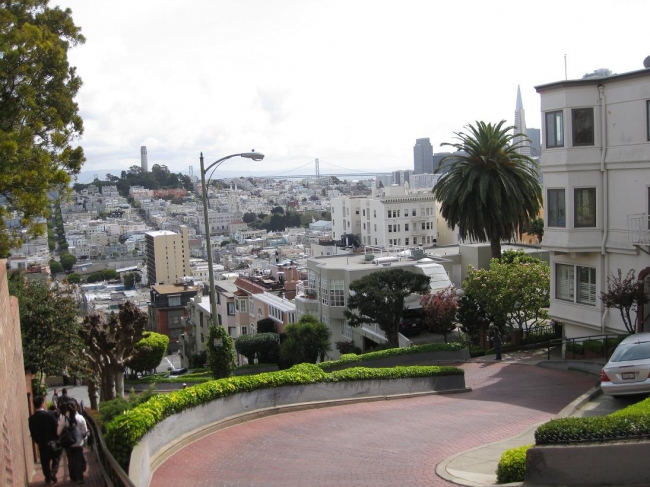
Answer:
[{"xmin": 150, "ymin": 362, "xmax": 598, "ymax": 487}]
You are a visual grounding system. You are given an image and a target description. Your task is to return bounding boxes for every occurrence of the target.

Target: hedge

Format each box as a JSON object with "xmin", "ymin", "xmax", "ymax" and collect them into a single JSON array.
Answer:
[
  {"xmin": 496, "ymin": 444, "xmax": 532, "ymax": 484},
  {"xmin": 318, "ymin": 342, "xmax": 464, "ymax": 371},
  {"xmin": 104, "ymin": 363, "xmax": 463, "ymax": 469},
  {"xmin": 535, "ymin": 396, "xmax": 650, "ymax": 445}
]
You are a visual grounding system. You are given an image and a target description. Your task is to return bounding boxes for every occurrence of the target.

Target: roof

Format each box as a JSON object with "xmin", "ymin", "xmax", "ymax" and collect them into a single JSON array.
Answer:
[
  {"xmin": 535, "ymin": 67, "xmax": 650, "ymax": 93},
  {"xmin": 151, "ymin": 284, "xmax": 198, "ymax": 295}
]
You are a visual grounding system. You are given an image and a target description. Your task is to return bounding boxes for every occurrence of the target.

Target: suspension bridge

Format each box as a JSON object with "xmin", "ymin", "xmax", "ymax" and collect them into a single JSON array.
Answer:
[{"xmin": 258, "ymin": 158, "xmax": 393, "ymax": 179}]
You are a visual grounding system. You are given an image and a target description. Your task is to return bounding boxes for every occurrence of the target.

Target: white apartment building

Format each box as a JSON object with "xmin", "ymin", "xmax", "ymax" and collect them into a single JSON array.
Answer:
[
  {"xmin": 198, "ymin": 208, "xmax": 233, "ymax": 235},
  {"xmin": 536, "ymin": 65, "xmax": 650, "ymax": 338},
  {"xmin": 331, "ymin": 184, "xmax": 438, "ymax": 248}
]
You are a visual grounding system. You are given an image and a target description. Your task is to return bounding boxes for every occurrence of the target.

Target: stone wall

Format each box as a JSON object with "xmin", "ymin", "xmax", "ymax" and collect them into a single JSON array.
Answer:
[{"xmin": 0, "ymin": 261, "xmax": 34, "ymax": 486}]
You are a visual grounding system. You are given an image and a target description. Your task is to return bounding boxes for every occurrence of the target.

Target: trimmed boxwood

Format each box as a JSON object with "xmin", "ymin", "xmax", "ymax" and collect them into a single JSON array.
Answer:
[
  {"xmin": 104, "ymin": 363, "xmax": 464, "ymax": 469},
  {"xmin": 565, "ymin": 342, "xmax": 584, "ymax": 355},
  {"xmin": 535, "ymin": 396, "xmax": 650, "ymax": 445},
  {"xmin": 318, "ymin": 342, "xmax": 464, "ymax": 371},
  {"xmin": 496, "ymin": 444, "xmax": 532, "ymax": 484},
  {"xmin": 583, "ymin": 339, "xmax": 604, "ymax": 354}
]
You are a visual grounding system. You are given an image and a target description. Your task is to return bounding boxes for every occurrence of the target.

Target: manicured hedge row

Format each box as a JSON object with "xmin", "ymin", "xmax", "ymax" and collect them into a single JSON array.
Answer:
[
  {"xmin": 496, "ymin": 444, "xmax": 531, "ymax": 484},
  {"xmin": 318, "ymin": 342, "xmax": 464, "ymax": 371},
  {"xmin": 535, "ymin": 396, "xmax": 650, "ymax": 445},
  {"xmin": 105, "ymin": 363, "xmax": 463, "ymax": 468}
]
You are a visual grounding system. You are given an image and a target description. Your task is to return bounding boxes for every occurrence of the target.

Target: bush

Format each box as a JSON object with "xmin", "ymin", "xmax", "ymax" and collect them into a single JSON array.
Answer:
[
  {"xmin": 49, "ymin": 259, "xmax": 63, "ymax": 274},
  {"xmin": 104, "ymin": 363, "xmax": 464, "ymax": 469},
  {"xmin": 522, "ymin": 332, "xmax": 556, "ymax": 345},
  {"xmin": 565, "ymin": 342, "xmax": 584, "ymax": 355},
  {"xmin": 583, "ymin": 339, "xmax": 604, "ymax": 354},
  {"xmin": 207, "ymin": 325, "xmax": 236, "ymax": 379},
  {"xmin": 256, "ymin": 318, "xmax": 276, "ymax": 334},
  {"xmin": 235, "ymin": 333, "xmax": 280, "ymax": 364},
  {"xmin": 496, "ymin": 445, "xmax": 532, "ymax": 484},
  {"xmin": 318, "ymin": 342, "xmax": 463, "ymax": 371},
  {"xmin": 99, "ymin": 385, "xmax": 157, "ymax": 424},
  {"xmin": 126, "ymin": 332, "xmax": 169, "ymax": 377}
]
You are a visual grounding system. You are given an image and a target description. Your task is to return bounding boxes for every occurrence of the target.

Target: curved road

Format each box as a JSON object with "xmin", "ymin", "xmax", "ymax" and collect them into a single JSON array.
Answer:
[{"xmin": 151, "ymin": 362, "xmax": 596, "ymax": 487}]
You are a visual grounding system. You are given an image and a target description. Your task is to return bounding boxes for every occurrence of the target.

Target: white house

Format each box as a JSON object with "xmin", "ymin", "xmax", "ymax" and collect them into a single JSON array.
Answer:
[{"xmin": 536, "ymin": 64, "xmax": 650, "ymax": 338}]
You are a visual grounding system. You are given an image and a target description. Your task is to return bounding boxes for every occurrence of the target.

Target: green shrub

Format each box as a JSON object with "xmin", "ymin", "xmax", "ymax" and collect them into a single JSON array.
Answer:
[
  {"xmin": 565, "ymin": 342, "xmax": 584, "ymax": 355},
  {"xmin": 318, "ymin": 342, "xmax": 463, "ymax": 371},
  {"xmin": 469, "ymin": 348, "xmax": 485, "ymax": 358},
  {"xmin": 496, "ymin": 444, "xmax": 532, "ymax": 484},
  {"xmin": 583, "ymin": 339, "xmax": 604, "ymax": 354},
  {"xmin": 535, "ymin": 396, "xmax": 650, "ymax": 445},
  {"xmin": 522, "ymin": 332, "xmax": 556, "ymax": 345},
  {"xmin": 104, "ymin": 363, "xmax": 464, "ymax": 469},
  {"xmin": 235, "ymin": 333, "xmax": 280, "ymax": 364}
]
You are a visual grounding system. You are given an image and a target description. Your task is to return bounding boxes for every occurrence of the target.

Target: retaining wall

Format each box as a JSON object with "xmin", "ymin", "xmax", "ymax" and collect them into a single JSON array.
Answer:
[
  {"xmin": 129, "ymin": 374, "xmax": 467, "ymax": 487},
  {"xmin": 526, "ymin": 440, "xmax": 650, "ymax": 486},
  {"xmin": 322, "ymin": 349, "xmax": 470, "ymax": 371}
]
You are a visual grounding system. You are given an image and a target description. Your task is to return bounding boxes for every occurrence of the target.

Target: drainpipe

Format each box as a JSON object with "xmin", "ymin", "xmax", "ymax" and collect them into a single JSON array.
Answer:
[{"xmin": 599, "ymin": 84, "xmax": 609, "ymax": 333}]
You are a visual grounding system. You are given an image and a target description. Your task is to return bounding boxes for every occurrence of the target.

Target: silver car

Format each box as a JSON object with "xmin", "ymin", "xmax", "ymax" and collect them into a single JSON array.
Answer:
[{"xmin": 600, "ymin": 333, "xmax": 650, "ymax": 397}]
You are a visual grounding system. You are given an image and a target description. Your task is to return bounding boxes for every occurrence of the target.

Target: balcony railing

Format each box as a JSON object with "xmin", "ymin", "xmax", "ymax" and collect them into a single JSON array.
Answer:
[{"xmin": 628, "ymin": 213, "xmax": 650, "ymax": 245}]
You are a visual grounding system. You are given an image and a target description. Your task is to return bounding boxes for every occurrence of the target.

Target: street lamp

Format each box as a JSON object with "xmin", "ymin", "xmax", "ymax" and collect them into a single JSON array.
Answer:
[{"xmin": 200, "ymin": 151, "xmax": 265, "ymax": 330}]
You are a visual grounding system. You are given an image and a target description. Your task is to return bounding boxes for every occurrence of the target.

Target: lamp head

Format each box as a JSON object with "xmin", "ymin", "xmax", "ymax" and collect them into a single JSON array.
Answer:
[{"xmin": 241, "ymin": 151, "xmax": 265, "ymax": 161}]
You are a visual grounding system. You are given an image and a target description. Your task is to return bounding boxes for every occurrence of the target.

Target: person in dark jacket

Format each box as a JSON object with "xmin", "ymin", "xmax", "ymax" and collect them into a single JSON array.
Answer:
[
  {"xmin": 28, "ymin": 396, "xmax": 62, "ymax": 484},
  {"xmin": 491, "ymin": 325, "xmax": 503, "ymax": 360}
]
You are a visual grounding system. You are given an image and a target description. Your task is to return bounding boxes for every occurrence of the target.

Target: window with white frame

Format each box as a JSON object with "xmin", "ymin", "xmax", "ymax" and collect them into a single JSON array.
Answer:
[
  {"xmin": 574, "ymin": 188, "xmax": 596, "ymax": 228},
  {"xmin": 249, "ymin": 297, "xmax": 255, "ymax": 317},
  {"xmin": 228, "ymin": 327, "xmax": 236, "ymax": 337},
  {"xmin": 235, "ymin": 297, "xmax": 247, "ymax": 313},
  {"xmin": 308, "ymin": 270, "xmax": 317, "ymax": 296},
  {"xmin": 341, "ymin": 321, "xmax": 352, "ymax": 339},
  {"xmin": 241, "ymin": 325, "xmax": 248, "ymax": 335},
  {"xmin": 556, "ymin": 263, "xmax": 596, "ymax": 306},
  {"xmin": 546, "ymin": 110, "xmax": 564, "ymax": 148},
  {"xmin": 547, "ymin": 189, "xmax": 566, "ymax": 227},
  {"xmin": 321, "ymin": 277, "xmax": 329, "ymax": 305},
  {"xmin": 330, "ymin": 280, "xmax": 345, "ymax": 307},
  {"xmin": 288, "ymin": 312, "xmax": 296, "ymax": 324}
]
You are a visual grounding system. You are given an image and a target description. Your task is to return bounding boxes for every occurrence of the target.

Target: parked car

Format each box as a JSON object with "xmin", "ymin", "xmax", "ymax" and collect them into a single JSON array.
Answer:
[
  {"xmin": 399, "ymin": 308, "xmax": 423, "ymax": 336},
  {"xmin": 600, "ymin": 333, "xmax": 650, "ymax": 397}
]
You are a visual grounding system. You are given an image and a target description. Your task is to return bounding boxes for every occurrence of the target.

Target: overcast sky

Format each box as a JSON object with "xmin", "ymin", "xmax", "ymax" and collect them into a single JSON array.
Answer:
[{"xmin": 54, "ymin": 0, "xmax": 649, "ymax": 181}]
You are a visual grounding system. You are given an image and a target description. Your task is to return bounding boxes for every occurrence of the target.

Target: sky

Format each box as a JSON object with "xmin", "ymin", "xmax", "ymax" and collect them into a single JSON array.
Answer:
[{"xmin": 54, "ymin": 0, "xmax": 650, "ymax": 181}]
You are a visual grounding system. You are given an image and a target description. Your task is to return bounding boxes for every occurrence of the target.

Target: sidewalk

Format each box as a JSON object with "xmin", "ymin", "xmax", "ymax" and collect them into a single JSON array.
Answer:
[
  {"xmin": 437, "ymin": 348, "xmax": 607, "ymax": 487},
  {"xmin": 29, "ymin": 442, "xmax": 105, "ymax": 486}
]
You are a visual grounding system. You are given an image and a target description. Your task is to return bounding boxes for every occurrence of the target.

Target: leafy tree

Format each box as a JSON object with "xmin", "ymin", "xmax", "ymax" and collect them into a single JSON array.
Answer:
[
  {"xmin": 123, "ymin": 272, "xmax": 141, "ymax": 289},
  {"xmin": 280, "ymin": 315, "xmax": 332, "ymax": 366},
  {"xmin": 242, "ymin": 212, "xmax": 257, "ymax": 224},
  {"xmin": 86, "ymin": 272, "xmax": 104, "ymax": 283},
  {"xmin": 344, "ymin": 269, "xmax": 431, "ymax": 346},
  {"xmin": 420, "ymin": 287, "xmax": 458, "ymax": 343},
  {"xmin": 206, "ymin": 325, "xmax": 236, "ymax": 379},
  {"xmin": 126, "ymin": 332, "xmax": 169, "ymax": 378},
  {"xmin": 456, "ymin": 292, "xmax": 490, "ymax": 347},
  {"xmin": 235, "ymin": 333, "xmax": 280, "ymax": 364},
  {"xmin": 103, "ymin": 268, "xmax": 118, "ymax": 280},
  {"xmin": 65, "ymin": 273, "xmax": 82, "ymax": 284},
  {"xmin": 462, "ymin": 254, "xmax": 550, "ymax": 332},
  {"xmin": 601, "ymin": 269, "xmax": 648, "ymax": 334},
  {"xmin": 49, "ymin": 259, "xmax": 64, "ymax": 274},
  {"xmin": 0, "ymin": 1, "xmax": 85, "ymax": 257},
  {"xmin": 256, "ymin": 317, "xmax": 276, "ymax": 334},
  {"xmin": 79, "ymin": 301, "xmax": 147, "ymax": 401},
  {"xmin": 523, "ymin": 217, "xmax": 544, "ymax": 243},
  {"xmin": 60, "ymin": 252, "xmax": 76, "ymax": 271},
  {"xmin": 271, "ymin": 206, "xmax": 285, "ymax": 215},
  {"xmin": 433, "ymin": 121, "xmax": 542, "ymax": 259},
  {"xmin": 9, "ymin": 276, "xmax": 83, "ymax": 381}
]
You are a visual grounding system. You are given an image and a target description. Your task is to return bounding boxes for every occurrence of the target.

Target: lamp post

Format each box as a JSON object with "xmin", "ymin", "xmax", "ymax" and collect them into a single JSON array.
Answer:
[{"xmin": 200, "ymin": 151, "xmax": 265, "ymax": 330}]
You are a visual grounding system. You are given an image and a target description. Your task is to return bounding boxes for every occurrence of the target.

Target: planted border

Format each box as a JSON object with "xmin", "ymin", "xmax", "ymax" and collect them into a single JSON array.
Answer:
[
  {"xmin": 105, "ymin": 363, "xmax": 463, "ymax": 469},
  {"xmin": 535, "ymin": 396, "xmax": 650, "ymax": 445},
  {"xmin": 318, "ymin": 342, "xmax": 464, "ymax": 371}
]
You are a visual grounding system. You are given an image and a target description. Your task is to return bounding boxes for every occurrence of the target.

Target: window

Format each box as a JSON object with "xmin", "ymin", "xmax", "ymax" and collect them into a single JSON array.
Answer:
[
  {"xmin": 227, "ymin": 302, "xmax": 235, "ymax": 315},
  {"xmin": 405, "ymin": 238, "xmax": 409, "ymax": 246},
  {"xmin": 168, "ymin": 294, "xmax": 181, "ymax": 307},
  {"xmin": 362, "ymin": 209, "xmax": 366, "ymax": 216},
  {"xmin": 241, "ymin": 326, "xmax": 248, "ymax": 335},
  {"xmin": 412, "ymin": 209, "xmax": 416, "ymax": 216},
  {"xmin": 556, "ymin": 264, "xmax": 596, "ymax": 306},
  {"xmin": 405, "ymin": 223, "xmax": 409, "ymax": 231},
  {"xmin": 572, "ymin": 108, "xmax": 594, "ymax": 146},
  {"xmin": 341, "ymin": 322, "xmax": 352, "ymax": 339},
  {"xmin": 388, "ymin": 224, "xmax": 393, "ymax": 233},
  {"xmin": 235, "ymin": 298, "xmax": 247, "ymax": 313},
  {"xmin": 330, "ymin": 280, "xmax": 345, "ymax": 307},
  {"xmin": 228, "ymin": 327, "xmax": 236, "ymax": 337},
  {"xmin": 647, "ymin": 101, "xmax": 650, "ymax": 141},
  {"xmin": 545, "ymin": 110, "xmax": 564, "ymax": 148},
  {"xmin": 199, "ymin": 313, "xmax": 204, "ymax": 328},
  {"xmin": 320, "ymin": 277, "xmax": 329, "ymax": 305},
  {"xmin": 574, "ymin": 188, "xmax": 596, "ymax": 227},
  {"xmin": 547, "ymin": 189, "xmax": 566, "ymax": 227}
]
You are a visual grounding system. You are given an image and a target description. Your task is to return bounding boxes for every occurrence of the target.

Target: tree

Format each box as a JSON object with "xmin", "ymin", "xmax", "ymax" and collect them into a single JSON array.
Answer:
[
  {"xmin": 420, "ymin": 287, "xmax": 458, "ymax": 343},
  {"xmin": 601, "ymin": 269, "xmax": 648, "ymax": 334},
  {"xmin": 242, "ymin": 212, "xmax": 257, "ymax": 224},
  {"xmin": 271, "ymin": 206, "xmax": 285, "ymax": 215},
  {"xmin": 123, "ymin": 272, "xmax": 141, "ymax": 290},
  {"xmin": 462, "ymin": 253, "xmax": 550, "ymax": 332},
  {"xmin": 344, "ymin": 269, "xmax": 431, "ymax": 346},
  {"xmin": 79, "ymin": 301, "xmax": 147, "ymax": 401},
  {"xmin": 0, "ymin": 1, "xmax": 85, "ymax": 257},
  {"xmin": 49, "ymin": 259, "xmax": 64, "ymax": 274},
  {"xmin": 523, "ymin": 217, "xmax": 544, "ymax": 243},
  {"xmin": 280, "ymin": 315, "xmax": 332, "ymax": 366},
  {"xmin": 126, "ymin": 332, "xmax": 169, "ymax": 378},
  {"xmin": 206, "ymin": 325, "xmax": 236, "ymax": 378},
  {"xmin": 9, "ymin": 276, "xmax": 83, "ymax": 381},
  {"xmin": 432, "ymin": 121, "xmax": 542, "ymax": 259},
  {"xmin": 457, "ymin": 292, "xmax": 490, "ymax": 347},
  {"xmin": 60, "ymin": 252, "xmax": 76, "ymax": 271},
  {"xmin": 235, "ymin": 333, "xmax": 280, "ymax": 364},
  {"xmin": 65, "ymin": 273, "xmax": 81, "ymax": 284}
]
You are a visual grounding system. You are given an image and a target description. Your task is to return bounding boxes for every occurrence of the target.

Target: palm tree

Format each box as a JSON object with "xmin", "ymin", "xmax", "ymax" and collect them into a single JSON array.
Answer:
[{"xmin": 433, "ymin": 120, "xmax": 542, "ymax": 259}]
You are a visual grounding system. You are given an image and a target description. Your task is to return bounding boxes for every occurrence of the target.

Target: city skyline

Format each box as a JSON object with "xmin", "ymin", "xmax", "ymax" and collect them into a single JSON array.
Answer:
[{"xmin": 55, "ymin": 0, "xmax": 649, "ymax": 177}]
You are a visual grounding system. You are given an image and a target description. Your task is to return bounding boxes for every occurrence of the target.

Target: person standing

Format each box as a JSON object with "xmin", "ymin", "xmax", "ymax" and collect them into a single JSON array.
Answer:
[
  {"xmin": 29, "ymin": 396, "xmax": 62, "ymax": 484},
  {"xmin": 51, "ymin": 389, "xmax": 59, "ymax": 409},
  {"xmin": 57, "ymin": 400, "xmax": 88, "ymax": 484},
  {"xmin": 491, "ymin": 325, "xmax": 503, "ymax": 360}
]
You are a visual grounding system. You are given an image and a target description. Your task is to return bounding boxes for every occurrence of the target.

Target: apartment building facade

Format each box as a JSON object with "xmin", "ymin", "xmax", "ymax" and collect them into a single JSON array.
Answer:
[
  {"xmin": 145, "ymin": 225, "xmax": 191, "ymax": 285},
  {"xmin": 536, "ymin": 66, "xmax": 650, "ymax": 338}
]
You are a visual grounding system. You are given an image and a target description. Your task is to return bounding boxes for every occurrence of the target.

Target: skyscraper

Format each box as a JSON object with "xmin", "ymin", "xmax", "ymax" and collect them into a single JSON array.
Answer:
[
  {"xmin": 141, "ymin": 146, "xmax": 149, "ymax": 173},
  {"xmin": 413, "ymin": 138, "xmax": 433, "ymax": 174},
  {"xmin": 514, "ymin": 86, "xmax": 531, "ymax": 157}
]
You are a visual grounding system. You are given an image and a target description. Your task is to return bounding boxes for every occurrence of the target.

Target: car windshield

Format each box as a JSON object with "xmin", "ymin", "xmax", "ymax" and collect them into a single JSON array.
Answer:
[{"xmin": 610, "ymin": 341, "xmax": 650, "ymax": 362}]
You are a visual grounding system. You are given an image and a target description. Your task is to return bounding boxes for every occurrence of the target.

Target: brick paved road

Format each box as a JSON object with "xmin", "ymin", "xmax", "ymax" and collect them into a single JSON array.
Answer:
[{"xmin": 151, "ymin": 363, "xmax": 597, "ymax": 487}]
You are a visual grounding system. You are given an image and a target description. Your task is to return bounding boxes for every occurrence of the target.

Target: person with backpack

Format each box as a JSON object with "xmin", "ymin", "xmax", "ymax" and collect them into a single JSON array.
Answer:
[
  {"xmin": 29, "ymin": 396, "xmax": 62, "ymax": 484},
  {"xmin": 57, "ymin": 400, "xmax": 88, "ymax": 484}
]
